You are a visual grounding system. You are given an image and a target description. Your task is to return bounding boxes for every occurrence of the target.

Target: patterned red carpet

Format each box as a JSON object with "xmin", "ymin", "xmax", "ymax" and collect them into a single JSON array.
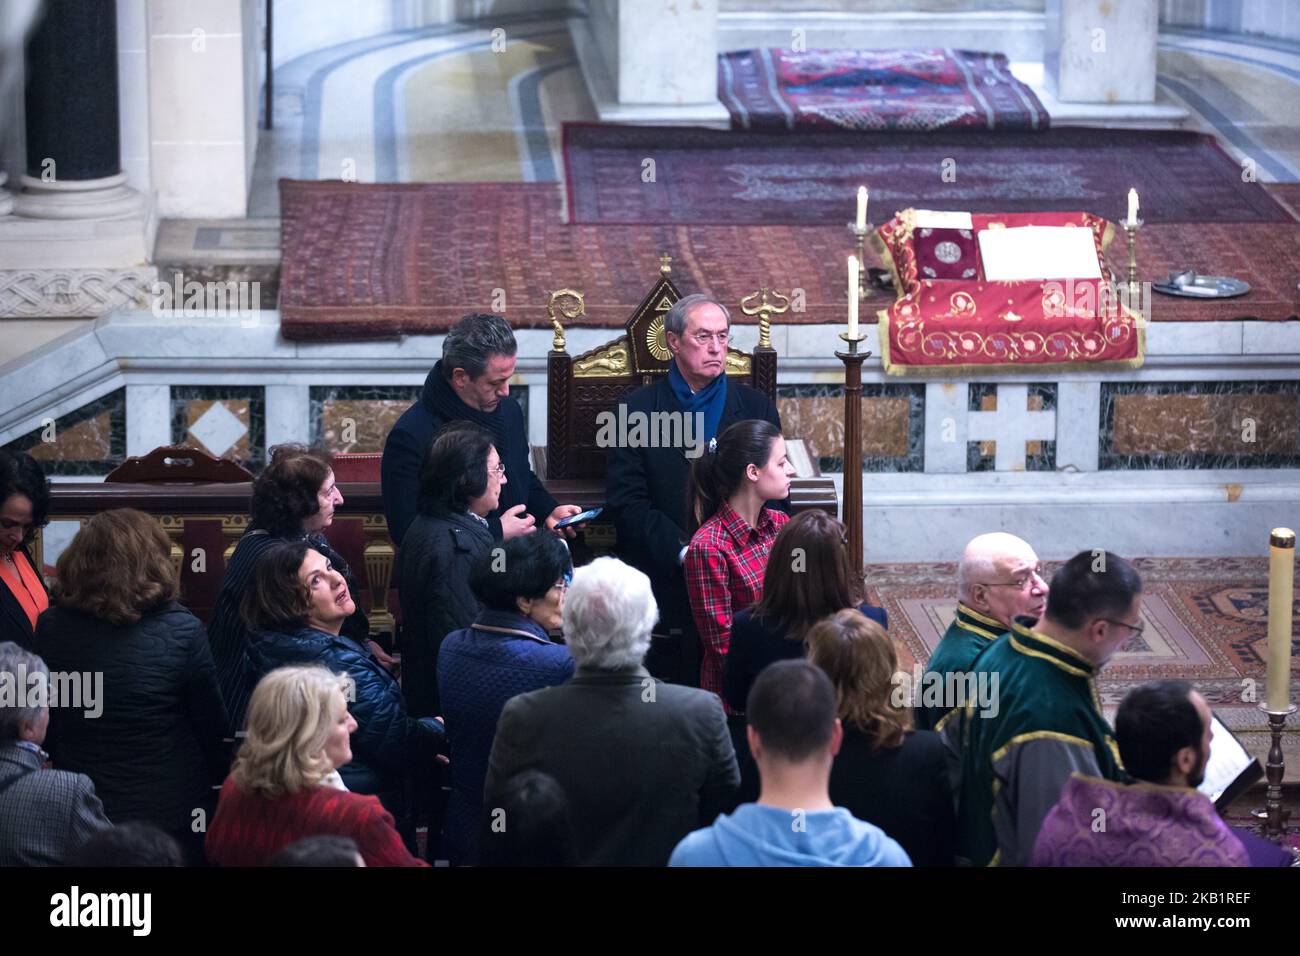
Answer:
[
  {"xmin": 563, "ymin": 125, "xmax": 1294, "ymax": 226},
  {"xmin": 279, "ymin": 179, "xmax": 864, "ymax": 339},
  {"xmin": 717, "ymin": 48, "xmax": 1049, "ymax": 132},
  {"xmin": 1136, "ymin": 222, "xmax": 1300, "ymax": 323},
  {"xmin": 278, "ymin": 178, "xmax": 1300, "ymax": 339},
  {"xmin": 868, "ymin": 556, "xmax": 1299, "ymax": 737}
]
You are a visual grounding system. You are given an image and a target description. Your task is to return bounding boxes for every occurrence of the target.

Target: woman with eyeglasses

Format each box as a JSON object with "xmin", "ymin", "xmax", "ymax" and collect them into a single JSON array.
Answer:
[
  {"xmin": 398, "ymin": 422, "xmax": 512, "ymax": 719},
  {"xmin": 437, "ymin": 532, "xmax": 575, "ymax": 865},
  {"xmin": 0, "ymin": 449, "xmax": 50, "ymax": 648}
]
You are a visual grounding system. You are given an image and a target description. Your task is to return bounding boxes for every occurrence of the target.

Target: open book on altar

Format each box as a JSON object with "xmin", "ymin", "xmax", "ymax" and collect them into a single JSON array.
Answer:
[
  {"xmin": 977, "ymin": 224, "xmax": 1103, "ymax": 281},
  {"xmin": 871, "ymin": 208, "xmax": 1143, "ymax": 374},
  {"xmin": 1198, "ymin": 714, "xmax": 1264, "ymax": 814}
]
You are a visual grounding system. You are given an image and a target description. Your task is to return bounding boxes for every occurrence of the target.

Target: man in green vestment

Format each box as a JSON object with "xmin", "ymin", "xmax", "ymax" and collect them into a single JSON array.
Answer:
[
  {"xmin": 956, "ymin": 550, "xmax": 1141, "ymax": 867},
  {"xmin": 916, "ymin": 532, "xmax": 1048, "ymax": 732}
]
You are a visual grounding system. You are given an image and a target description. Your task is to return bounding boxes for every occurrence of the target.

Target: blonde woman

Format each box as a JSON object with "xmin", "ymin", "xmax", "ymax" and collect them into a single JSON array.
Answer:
[
  {"xmin": 807, "ymin": 609, "xmax": 955, "ymax": 867},
  {"xmin": 206, "ymin": 666, "xmax": 426, "ymax": 867}
]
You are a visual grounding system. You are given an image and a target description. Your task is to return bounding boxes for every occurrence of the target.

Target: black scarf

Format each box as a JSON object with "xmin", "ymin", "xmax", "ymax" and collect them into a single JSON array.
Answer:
[{"xmin": 423, "ymin": 360, "xmax": 510, "ymax": 453}]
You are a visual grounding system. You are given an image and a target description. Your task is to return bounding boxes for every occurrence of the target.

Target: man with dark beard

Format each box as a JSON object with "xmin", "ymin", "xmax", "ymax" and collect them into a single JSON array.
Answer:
[{"xmin": 1032, "ymin": 681, "xmax": 1291, "ymax": 866}]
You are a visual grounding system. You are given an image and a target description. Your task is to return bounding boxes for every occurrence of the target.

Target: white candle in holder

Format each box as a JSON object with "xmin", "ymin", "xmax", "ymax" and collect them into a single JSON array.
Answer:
[
  {"xmin": 856, "ymin": 186, "xmax": 868, "ymax": 232},
  {"xmin": 1127, "ymin": 188, "xmax": 1139, "ymax": 226},
  {"xmin": 847, "ymin": 255, "xmax": 860, "ymax": 339}
]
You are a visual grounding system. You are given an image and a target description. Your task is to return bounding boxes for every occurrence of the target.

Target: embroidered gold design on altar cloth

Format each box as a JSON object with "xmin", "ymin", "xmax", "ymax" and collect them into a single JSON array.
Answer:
[
  {"xmin": 948, "ymin": 291, "xmax": 977, "ymax": 317},
  {"xmin": 873, "ymin": 208, "xmax": 1143, "ymax": 375}
]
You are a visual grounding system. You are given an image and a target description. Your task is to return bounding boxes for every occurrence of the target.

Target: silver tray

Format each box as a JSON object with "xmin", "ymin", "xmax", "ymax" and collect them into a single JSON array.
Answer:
[{"xmin": 1153, "ymin": 274, "xmax": 1250, "ymax": 299}]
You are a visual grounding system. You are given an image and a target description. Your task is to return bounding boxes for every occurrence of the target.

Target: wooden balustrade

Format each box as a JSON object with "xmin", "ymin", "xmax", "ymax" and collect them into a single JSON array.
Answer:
[{"xmin": 37, "ymin": 477, "xmax": 838, "ymax": 639}]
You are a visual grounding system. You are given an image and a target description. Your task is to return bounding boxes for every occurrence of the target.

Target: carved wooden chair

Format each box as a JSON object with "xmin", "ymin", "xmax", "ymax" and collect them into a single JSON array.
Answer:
[{"xmin": 543, "ymin": 255, "xmax": 778, "ymax": 481}]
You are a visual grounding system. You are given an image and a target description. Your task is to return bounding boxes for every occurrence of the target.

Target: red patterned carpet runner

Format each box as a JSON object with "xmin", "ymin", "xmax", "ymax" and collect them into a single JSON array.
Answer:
[
  {"xmin": 278, "ymin": 179, "xmax": 1300, "ymax": 341},
  {"xmin": 562, "ymin": 124, "xmax": 1294, "ymax": 226}
]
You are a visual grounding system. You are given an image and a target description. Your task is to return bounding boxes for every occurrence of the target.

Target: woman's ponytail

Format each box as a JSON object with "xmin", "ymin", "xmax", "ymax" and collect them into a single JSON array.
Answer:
[{"xmin": 684, "ymin": 419, "xmax": 781, "ymax": 538}]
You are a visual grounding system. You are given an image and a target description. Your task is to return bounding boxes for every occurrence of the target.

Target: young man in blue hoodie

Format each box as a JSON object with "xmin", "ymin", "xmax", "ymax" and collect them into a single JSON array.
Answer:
[{"xmin": 670, "ymin": 660, "xmax": 912, "ymax": 867}]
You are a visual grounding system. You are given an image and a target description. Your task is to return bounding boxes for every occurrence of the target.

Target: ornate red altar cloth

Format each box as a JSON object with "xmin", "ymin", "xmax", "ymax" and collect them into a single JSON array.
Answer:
[{"xmin": 872, "ymin": 210, "xmax": 1145, "ymax": 376}]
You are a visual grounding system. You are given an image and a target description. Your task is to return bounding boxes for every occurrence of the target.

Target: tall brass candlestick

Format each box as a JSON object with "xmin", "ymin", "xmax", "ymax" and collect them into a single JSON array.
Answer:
[
  {"xmin": 1267, "ymin": 529, "xmax": 1295, "ymax": 711},
  {"xmin": 837, "ymin": 333, "xmax": 870, "ymax": 578},
  {"xmin": 1260, "ymin": 528, "xmax": 1296, "ymax": 842},
  {"xmin": 1123, "ymin": 219, "xmax": 1142, "ymax": 302},
  {"xmin": 847, "ymin": 222, "xmax": 871, "ymax": 299}
]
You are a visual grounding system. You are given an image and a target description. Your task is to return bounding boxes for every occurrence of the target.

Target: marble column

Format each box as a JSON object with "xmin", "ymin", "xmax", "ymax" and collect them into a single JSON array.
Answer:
[
  {"xmin": 0, "ymin": 0, "xmax": 154, "ymax": 323},
  {"xmin": 1045, "ymin": 0, "xmax": 1158, "ymax": 103},
  {"xmin": 14, "ymin": 0, "xmax": 144, "ymax": 220}
]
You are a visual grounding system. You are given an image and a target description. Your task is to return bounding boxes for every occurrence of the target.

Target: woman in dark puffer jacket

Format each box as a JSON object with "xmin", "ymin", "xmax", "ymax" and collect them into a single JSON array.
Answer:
[
  {"xmin": 31, "ymin": 509, "xmax": 229, "ymax": 866},
  {"xmin": 242, "ymin": 539, "xmax": 443, "ymax": 848},
  {"xmin": 397, "ymin": 423, "xmax": 507, "ymax": 718}
]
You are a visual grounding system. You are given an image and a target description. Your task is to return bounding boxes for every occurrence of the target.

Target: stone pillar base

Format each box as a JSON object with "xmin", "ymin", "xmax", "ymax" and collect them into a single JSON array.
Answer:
[
  {"xmin": 0, "ymin": 179, "xmax": 157, "ymax": 319},
  {"xmin": 13, "ymin": 171, "xmax": 146, "ymax": 221}
]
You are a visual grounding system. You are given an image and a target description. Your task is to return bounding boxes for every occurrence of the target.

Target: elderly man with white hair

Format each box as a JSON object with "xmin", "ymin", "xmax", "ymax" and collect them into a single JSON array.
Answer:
[
  {"xmin": 482, "ymin": 556, "xmax": 740, "ymax": 866},
  {"xmin": 916, "ymin": 532, "xmax": 1048, "ymax": 732}
]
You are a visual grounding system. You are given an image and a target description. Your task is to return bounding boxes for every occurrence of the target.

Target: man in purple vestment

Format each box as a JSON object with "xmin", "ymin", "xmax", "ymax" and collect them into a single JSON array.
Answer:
[{"xmin": 1033, "ymin": 681, "xmax": 1292, "ymax": 867}]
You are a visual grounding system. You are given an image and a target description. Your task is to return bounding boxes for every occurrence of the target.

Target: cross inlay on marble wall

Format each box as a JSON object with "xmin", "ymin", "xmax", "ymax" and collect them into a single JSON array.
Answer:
[{"xmin": 967, "ymin": 384, "xmax": 1056, "ymax": 471}]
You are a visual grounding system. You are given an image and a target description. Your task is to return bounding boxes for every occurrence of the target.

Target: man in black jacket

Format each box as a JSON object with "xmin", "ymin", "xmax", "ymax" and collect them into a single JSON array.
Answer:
[
  {"xmin": 605, "ymin": 295, "xmax": 782, "ymax": 686},
  {"xmin": 381, "ymin": 313, "xmax": 582, "ymax": 546}
]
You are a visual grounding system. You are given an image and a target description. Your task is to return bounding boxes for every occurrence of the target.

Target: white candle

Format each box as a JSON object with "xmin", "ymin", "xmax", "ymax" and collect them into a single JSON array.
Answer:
[
  {"xmin": 856, "ymin": 186, "xmax": 868, "ymax": 231},
  {"xmin": 1127, "ymin": 188, "xmax": 1139, "ymax": 227},
  {"xmin": 847, "ymin": 255, "xmax": 860, "ymax": 338},
  {"xmin": 1267, "ymin": 528, "xmax": 1295, "ymax": 711}
]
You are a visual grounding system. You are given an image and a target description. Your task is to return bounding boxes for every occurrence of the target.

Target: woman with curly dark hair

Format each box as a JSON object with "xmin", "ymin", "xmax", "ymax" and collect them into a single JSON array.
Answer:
[
  {"xmin": 208, "ymin": 444, "xmax": 369, "ymax": 732},
  {"xmin": 0, "ymin": 448, "xmax": 51, "ymax": 646},
  {"xmin": 32, "ymin": 508, "xmax": 229, "ymax": 866}
]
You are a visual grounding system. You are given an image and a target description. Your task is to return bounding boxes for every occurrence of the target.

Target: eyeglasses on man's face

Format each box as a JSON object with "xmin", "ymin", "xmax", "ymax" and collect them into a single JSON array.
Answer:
[
  {"xmin": 488, "ymin": 461, "xmax": 506, "ymax": 476},
  {"xmin": 689, "ymin": 331, "xmax": 729, "ymax": 347},
  {"xmin": 1099, "ymin": 617, "xmax": 1145, "ymax": 638}
]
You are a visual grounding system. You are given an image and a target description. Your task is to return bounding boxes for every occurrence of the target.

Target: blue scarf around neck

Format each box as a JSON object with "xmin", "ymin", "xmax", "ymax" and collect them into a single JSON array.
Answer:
[{"xmin": 667, "ymin": 359, "xmax": 728, "ymax": 445}]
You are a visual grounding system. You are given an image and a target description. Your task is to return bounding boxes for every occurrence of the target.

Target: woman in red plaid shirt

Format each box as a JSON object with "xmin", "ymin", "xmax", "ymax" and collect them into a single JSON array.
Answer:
[{"xmin": 684, "ymin": 420, "xmax": 795, "ymax": 701}]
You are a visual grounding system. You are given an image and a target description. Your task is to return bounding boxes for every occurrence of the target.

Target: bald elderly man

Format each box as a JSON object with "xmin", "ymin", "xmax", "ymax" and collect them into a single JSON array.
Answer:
[{"xmin": 916, "ymin": 533, "xmax": 1048, "ymax": 732}]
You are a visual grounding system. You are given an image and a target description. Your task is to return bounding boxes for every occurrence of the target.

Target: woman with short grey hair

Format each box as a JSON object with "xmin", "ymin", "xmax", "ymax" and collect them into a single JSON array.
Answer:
[{"xmin": 0, "ymin": 642, "xmax": 111, "ymax": 866}]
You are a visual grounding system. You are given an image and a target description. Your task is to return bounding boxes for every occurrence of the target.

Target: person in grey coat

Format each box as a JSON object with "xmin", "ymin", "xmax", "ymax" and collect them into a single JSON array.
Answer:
[
  {"xmin": 483, "ymin": 557, "xmax": 740, "ymax": 867},
  {"xmin": 397, "ymin": 423, "xmax": 503, "ymax": 717},
  {"xmin": 0, "ymin": 642, "xmax": 111, "ymax": 866}
]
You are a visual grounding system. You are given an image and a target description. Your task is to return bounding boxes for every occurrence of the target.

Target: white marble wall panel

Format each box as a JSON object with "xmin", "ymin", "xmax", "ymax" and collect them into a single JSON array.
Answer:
[
  {"xmin": 1055, "ymin": 380, "xmax": 1100, "ymax": 471},
  {"xmin": 862, "ymin": 469, "xmax": 1300, "ymax": 562},
  {"xmin": 125, "ymin": 383, "xmax": 171, "ymax": 454},
  {"xmin": 924, "ymin": 381, "xmax": 968, "ymax": 474},
  {"xmin": 147, "ymin": 0, "xmax": 253, "ymax": 217},
  {"xmin": 265, "ymin": 383, "xmax": 309, "ymax": 449},
  {"xmin": 118, "ymin": 0, "xmax": 152, "ymax": 198},
  {"xmin": 1145, "ymin": 320, "xmax": 1243, "ymax": 356},
  {"xmin": 1047, "ymin": 0, "xmax": 1157, "ymax": 103},
  {"xmin": 1243, "ymin": 323, "xmax": 1300, "ymax": 356},
  {"xmin": 616, "ymin": 0, "xmax": 718, "ymax": 105}
]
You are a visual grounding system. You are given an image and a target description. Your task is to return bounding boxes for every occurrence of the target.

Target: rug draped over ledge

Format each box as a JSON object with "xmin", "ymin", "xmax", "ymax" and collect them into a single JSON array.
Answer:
[
  {"xmin": 717, "ymin": 48, "xmax": 1050, "ymax": 132},
  {"xmin": 277, "ymin": 179, "xmax": 1300, "ymax": 341}
]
